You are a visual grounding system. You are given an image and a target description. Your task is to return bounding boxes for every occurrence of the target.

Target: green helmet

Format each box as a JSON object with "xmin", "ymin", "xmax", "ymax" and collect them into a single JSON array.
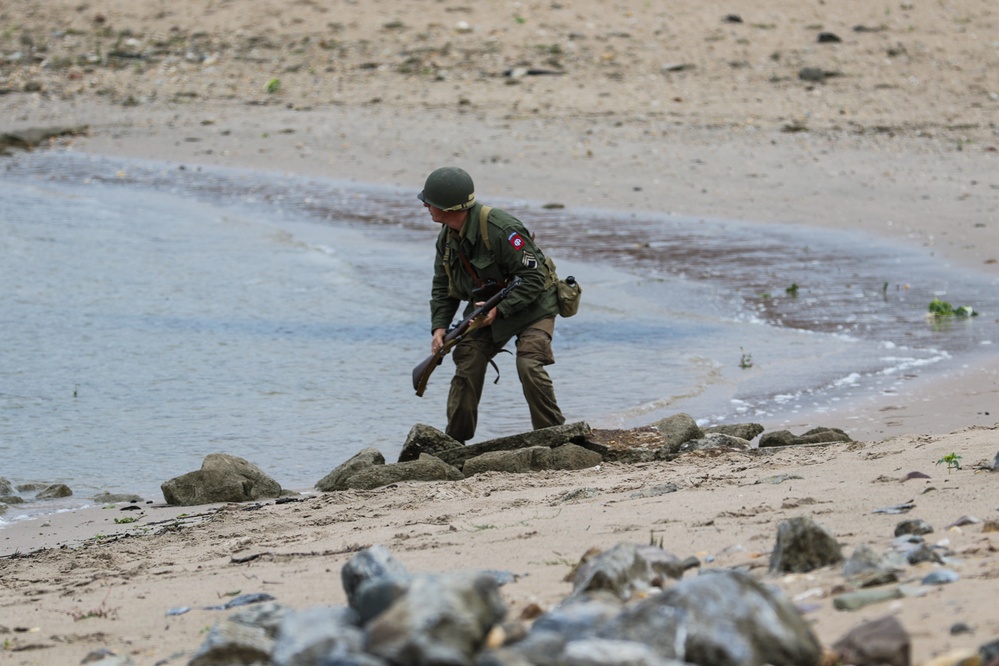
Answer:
[{"xmin": 418, "ymin": 167, "xmax": 475, "ymax": 211}]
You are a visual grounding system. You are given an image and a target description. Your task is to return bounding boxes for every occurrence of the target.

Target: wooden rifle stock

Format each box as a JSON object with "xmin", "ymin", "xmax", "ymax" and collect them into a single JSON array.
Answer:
[{"xmin": 412, "ymin": 276, "xmax": 522, "ymax": 396}]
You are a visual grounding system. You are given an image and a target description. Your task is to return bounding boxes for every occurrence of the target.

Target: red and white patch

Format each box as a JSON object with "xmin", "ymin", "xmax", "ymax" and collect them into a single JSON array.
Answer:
[{"xmin": 507, "ymin": 232, "xmax": 526, "ymax": 250}]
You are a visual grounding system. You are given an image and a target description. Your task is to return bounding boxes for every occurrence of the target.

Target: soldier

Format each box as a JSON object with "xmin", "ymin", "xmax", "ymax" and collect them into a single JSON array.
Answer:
[{"xmin": 420, "ymin": 166, "xmax": 566, "ymax": 443}]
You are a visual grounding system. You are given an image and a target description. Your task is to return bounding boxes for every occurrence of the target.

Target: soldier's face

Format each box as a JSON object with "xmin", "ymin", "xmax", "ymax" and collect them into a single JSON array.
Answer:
[
  {"xmin": 424, "ymin": 202, "xmax": 446, "ymax": 224},
  {"xmin": 425, "ymin": 204, "xmax": 467, "ymax": 231}
]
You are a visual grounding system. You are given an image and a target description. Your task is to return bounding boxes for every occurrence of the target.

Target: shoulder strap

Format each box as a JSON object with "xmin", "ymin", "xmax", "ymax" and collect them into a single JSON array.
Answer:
[{"xmin": 478, "ymin": 205, "xmax": 493, "ymax": 253}]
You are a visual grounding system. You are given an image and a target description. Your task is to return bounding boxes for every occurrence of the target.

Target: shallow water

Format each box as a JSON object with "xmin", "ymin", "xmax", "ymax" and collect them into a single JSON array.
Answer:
[{"xmin": 1, "ymin": 150, "xmax": 996, "ymax": 521}]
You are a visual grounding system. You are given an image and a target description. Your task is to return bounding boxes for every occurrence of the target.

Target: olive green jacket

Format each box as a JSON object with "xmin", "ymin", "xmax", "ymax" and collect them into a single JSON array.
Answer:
[{"xmin": 431, "ymin": 202, "xmax": 559, "ymax": 343}]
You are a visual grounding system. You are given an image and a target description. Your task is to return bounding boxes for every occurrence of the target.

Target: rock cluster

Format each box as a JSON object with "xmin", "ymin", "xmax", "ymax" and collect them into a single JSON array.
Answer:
[
  {"xmin": 167, "ymin": 533, "xmax": 999, "ymax": 666},
  {"xmin": 184, "ymin": 542, "xmax": 826, "ymax": 666},
  {"xmin": 0, "ymin": 415, "xmax": 859, "ymax": 509}
]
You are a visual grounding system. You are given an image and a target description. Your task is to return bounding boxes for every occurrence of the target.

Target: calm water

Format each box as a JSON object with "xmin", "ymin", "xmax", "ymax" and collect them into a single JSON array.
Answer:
[{"xmin": 2, "ymin": 150, "xmax": 996, "ymax": 521}]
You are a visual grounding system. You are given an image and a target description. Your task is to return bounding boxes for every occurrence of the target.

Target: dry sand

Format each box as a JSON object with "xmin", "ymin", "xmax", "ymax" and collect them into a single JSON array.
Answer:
[{"xmin": 2, "ymin": 1, "xmax": 999, "ymax": 664}]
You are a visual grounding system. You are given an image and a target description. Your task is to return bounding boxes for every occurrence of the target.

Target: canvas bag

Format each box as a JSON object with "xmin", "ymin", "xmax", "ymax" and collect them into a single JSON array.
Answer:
[{"xmin": 479, "ymin": 206, "xmax": 581, "ymax": 318}]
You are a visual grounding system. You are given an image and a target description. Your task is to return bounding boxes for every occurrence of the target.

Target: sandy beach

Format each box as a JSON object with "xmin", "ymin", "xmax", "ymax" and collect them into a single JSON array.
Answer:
[{"xmin": 2, "ymin": 0, "xmax": 999, "ymax": 663}]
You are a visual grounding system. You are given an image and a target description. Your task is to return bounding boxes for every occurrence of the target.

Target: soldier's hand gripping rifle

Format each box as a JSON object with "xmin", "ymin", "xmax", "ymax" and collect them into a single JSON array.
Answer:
[{"xmin": 412, "ymin": 276, "xmax": 521, "ymax": 397}]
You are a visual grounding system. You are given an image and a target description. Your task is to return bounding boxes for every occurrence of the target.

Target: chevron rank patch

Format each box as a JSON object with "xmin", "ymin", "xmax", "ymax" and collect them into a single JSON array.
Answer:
[
  {"xmin": 507, "ymin": 231, "xmax": 526, "ymax": 250},
  {"xmin": 522, "ymin": 252, "xmax": 538, "ymax": 269}
]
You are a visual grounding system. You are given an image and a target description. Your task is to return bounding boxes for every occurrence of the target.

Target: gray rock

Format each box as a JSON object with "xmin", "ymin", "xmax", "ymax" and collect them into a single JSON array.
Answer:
[
  {"xmin": 0, "ymin": 126, "xmax": 89, "ymax": 150},
  {"xmin": 341, "ymin": 545, "xmax": 410, "ymax": 613},
  {"xmin": 0, "ymin": 477, "xmax": 12, "ymax": 495},
  {"xmin": 434, "ymin": 422, "xmax": 591, "ymax": 468},
  {"xmin": 905, "ymin": 543, "xmax": 944, "ymax": 566},
  {"xmin": 92, "ymin": 492, "xmax": 143, "ymax": 504},
  {"xmin": 188, "ymin": 602, "xmax": 291, "ymax": 666},
  {"xmin": 630, "ymin": 483, "xmax": 679, "ymax": 499},
  {"xmin": 703, "ymin": 423, "xmax": 764, "ymax": 442},
  {"xmin": 759, "ymin": 427, "xmax": 851, "ymax": 448},
  {"xmin": 481, "ymin": 630, "xmax": 566, "ymax": 666},
  {"xmin": 271, "ymin": 606, "xmax": 365, "ymax": 666},
  {"xmin": 832, "ymin": 587, "xmax": 904, "ymax": 611},
  {"xmin": 354, "ymin": 575, "xmax": 413, "ymax": 626},
  {"xmin": 161, "ymin": 453, "xmax": 282, "ymax": 506},
  {"xmin": 0, "ymin": 495, "xmax": 25, "ymax": 505},
  {"xmin": 343, "ymin": 454, "xmax": 463, "ymax": 490},
  {"xmin": 599, "ymin": 568, "xmax": 821, "ymax": 666},
  {"xmin": 769, "ymin": 516, "xmax": 844, "ymax": 573},
  {"xmin": 894, "ymin": 518, "xmax": 933, "ymax": 536},
  {"xmin": 78, "ymin": 650, "xmax": 134, "ymax": 666},
  {"xmin": 36, "ymin": 483, "xmax": 72, "ymax": 499},
  {"xmin": 799, "ymin": 67, "xmax": 827, "ymax": 82},
  {"xmin": 676, "ymin": 433, "xmax": 751, "ymax": 455},
  {"xmin": 532, "ymin": 592, "xmax": 623, "ymax": 640},
  {"xmin": 842, "ymin": 544, "xmax": 899, "ymax": 587},
  {"xmin": 832, "ymin": 615, "xmax": 910, "ymax": 666},
  {"xmin": 562, "ymin": 638, "xmax": 687, "ymax": 666},
  {"xmin": 364, "ymin": 572, "xmax": 507, "ymax": 665},
  {"xmin": 397, "ymin": 423, "xmax": 464, "ymax": 463},
  {"xmin": 980, "ymin": 637, "xmax": 999, "ymax": 664},
  {"xmin": 316, "ymin": 448, "xmax": 386, "ymax": 492},
  {"xmin": 463, "ymin": 446, "xmax": 555, "ymax": 476},
  {"xmin": 551, "ymin": 443, "xmax": 603, "ymax": 470},
  {"xmin": 651, "ymin": 414, "xmax": 704, "ymax": 455},
  {"xmin": 921, "ymin": 568, "xmax": 960, "ymax": 585},
  {"xmin": 571, "ymin": 543, "xmax": 685, "ymax": 601}
]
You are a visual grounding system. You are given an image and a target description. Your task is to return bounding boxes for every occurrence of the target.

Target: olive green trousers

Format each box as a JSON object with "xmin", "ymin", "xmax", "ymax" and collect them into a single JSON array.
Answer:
[{"xmin": 445, "ymin": 318, "xmax": 565, "ymax": 443}]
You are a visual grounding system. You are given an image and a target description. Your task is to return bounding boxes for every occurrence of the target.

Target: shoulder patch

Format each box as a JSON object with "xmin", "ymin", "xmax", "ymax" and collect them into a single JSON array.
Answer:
[
  {"xmin": 507, "ymin": 231, "xmax": 526, "ymax": 251},
  {"xmin": 522, "ymin": 252, "xmax": 538, "ymax": 269}
]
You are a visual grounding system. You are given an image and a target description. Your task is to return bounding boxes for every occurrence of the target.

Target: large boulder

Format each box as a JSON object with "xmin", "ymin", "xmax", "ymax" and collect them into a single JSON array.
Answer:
[
  {"xmin": 316, "ymin": 448, "xmax": 386, "ymax": 492},
  {"xmin": 161, "ymin": 453, "xmax": 283, "ymax": 506},
  {"xmin": 398, "ymin": 424, "xmax": 464, "ymax": 462},
  {"xmin": 463, "ymin": 447, "xmax": 554, "ymax": 476},
  {"xmin": 36, "ymin": 483, "xmax": 73, "ymax": 499},
  {"xmin": 598, "ymin": 568, "xmax": 822, "ymax": 666},
  {"xmin": 759, "ymin": 427, "xmax": 852, "ymax": 448},
  {"xmin": 433, "ymin": 422, "xmax": 591, "ymax": 469},
  {"xmin": 364, "ymin": 572, "xmax": 507, "ymax": 665},
  {"xmin": 343, "ymin": 454, "xmax": 463, "ymax": 491},
  {"xmin": 704, "ymin": 423, "xmax": 765, "ymax": 442}
]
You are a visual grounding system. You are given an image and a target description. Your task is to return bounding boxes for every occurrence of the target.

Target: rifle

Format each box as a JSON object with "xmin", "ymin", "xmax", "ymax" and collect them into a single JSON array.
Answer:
[{"xmin": 412, "ymin": 276, "xmax": 521, "ymax": 396}]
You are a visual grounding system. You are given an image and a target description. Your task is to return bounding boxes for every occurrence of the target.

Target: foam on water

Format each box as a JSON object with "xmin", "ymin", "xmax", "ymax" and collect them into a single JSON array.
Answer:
[{"xmin": 2, "ymin": 150, "xmax": 996, "ymax": 522}]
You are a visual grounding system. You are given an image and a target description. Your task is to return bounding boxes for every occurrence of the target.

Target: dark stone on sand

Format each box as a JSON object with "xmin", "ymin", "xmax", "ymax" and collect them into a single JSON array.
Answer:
[
  {"xmin": 341, "ymin": 544, "xmax": 410, "ymax": 612},
  {"xmin": 769, "ymin": 516, "xmax": 844, "ymax": 573},
  {"xmin": 343, "ymin": 454, "xmax": 463, "ymax": 490},
  {"xmin": 316, "ymin": 447, "xmax": 385, "ymax": 492},
  {"xmin": 0, "ymin": 125, "xmax": 89, "ymax": 152},
  {"xmin": 463, "ymin": 446, "xmax": 554, "ymax": 476},
  {"xmin": 703, "ymin": 422, "xmax": 764, "ymax": 441},
  {"xmin": 832, "ymin": 615, "xmax": 911, "ymax": 666},
  {"xmin": 92, "ymin": 492, "xmax": 144, "ymax": 504},
  {"xmin": 759, "ymin": 427, "xmax": 852, "ymax": 448},
  {"xmin": 433, "ymin": 421, "xmax": 591, "ymax": 468},
  {"xmin": 463, "ymin": 443, "xmax": 601, "ymax": 476},
  {"xmin": 894, "ymin": 518, "xmax": 933, "ymax": 536},
  {"xmin": 570, "ymin": 542, "xmax": 685, "ymax": 601},
  {"xmin": 397, "ymin": 423, "xmax": 463, "ymax": 463},
  {"xmin": 161, "ymin": 453, "xmax": 282, "ymax": 506}
]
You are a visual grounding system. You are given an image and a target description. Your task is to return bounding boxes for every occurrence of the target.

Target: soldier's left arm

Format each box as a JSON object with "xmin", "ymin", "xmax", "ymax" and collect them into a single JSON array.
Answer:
[{"xmin": 490, "ymin": 220, "xmax": 550, "ymax": 318}]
